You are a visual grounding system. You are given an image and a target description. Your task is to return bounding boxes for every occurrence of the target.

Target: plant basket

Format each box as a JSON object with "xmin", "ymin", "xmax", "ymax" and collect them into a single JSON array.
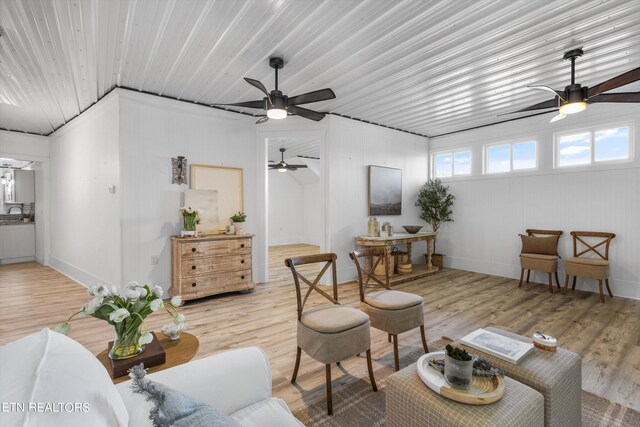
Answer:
[{"xmin": 426, "ymin": 253, "xmax": 445, "ymax": 269}]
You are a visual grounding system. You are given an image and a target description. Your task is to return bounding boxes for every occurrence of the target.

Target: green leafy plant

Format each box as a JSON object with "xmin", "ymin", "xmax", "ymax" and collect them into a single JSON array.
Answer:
[
  {"xmin": 446, "ymin": 344, "xmax": 472, "ymax": 361},
  {"xmin": 230, "ymin": 211, "xmax": 247, "ymax": 223},
  {"xmin": 415, "ymin": 178, "xmax": 454, "ymax": 253}
]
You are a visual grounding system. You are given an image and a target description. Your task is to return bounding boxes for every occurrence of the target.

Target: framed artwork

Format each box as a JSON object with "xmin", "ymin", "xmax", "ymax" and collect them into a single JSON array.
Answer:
[
  {"xmin": 368, "ymin": 165, "xmax": 402, "ymax": 216},
  {"xmin": 191, "ymin": 164, "xmax": 243, "ymax": 231},
  {"xmin": 185, "ymin": 189, "xmax": 219, "ymax": 234}
]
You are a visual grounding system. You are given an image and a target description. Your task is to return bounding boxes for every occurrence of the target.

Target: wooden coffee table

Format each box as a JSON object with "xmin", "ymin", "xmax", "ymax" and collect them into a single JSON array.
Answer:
[{"xmin": 97, "ymin": 332, "xmax": 199, "ymax": 384}]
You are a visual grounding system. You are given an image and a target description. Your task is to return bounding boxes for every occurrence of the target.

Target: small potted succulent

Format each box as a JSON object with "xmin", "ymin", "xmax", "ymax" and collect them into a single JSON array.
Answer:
[
  {"xmin": 444, "ymin": 344, "xmax": 473, "ymax": 390},
  {"xmin": 415, "ymin": 178, "xmax": 455, "ymax": 268},
  {"xmin": 230, "ymin": 211, "xmax": 247, "ymax": 234}
]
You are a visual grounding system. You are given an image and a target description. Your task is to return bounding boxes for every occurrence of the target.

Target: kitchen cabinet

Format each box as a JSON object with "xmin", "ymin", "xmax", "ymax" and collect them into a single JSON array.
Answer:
[
  {"xmin": 0, "ymin": 224, "xmax": 35, "ymax": 263},
  {"xmin": 14, "ymin": 170, "xmax": 35, "ymax": 203}
]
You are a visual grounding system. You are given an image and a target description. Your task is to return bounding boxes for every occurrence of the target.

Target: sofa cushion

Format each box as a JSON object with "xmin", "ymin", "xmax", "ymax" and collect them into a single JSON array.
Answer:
[
  {"xmin": 520, "ymin": 235, "xmax": 559, "ymax": 256},
  {"xmin": 365, "ymin": 290, "xmax": 423, "ymax": 310},
  {"xmin": 230, "ymin": 397, "xmax": 303, "ymax": 427},
  {"xmin": 300, "ymin": 306, "xmax": 369, "ymax": 333},
  {"xmin": 128, "ymin": 364, "xmax": 239, "ymax": 427},
  {"xmin": 0, "ymin": 328, "xmax": 129, "ymax": 427}
]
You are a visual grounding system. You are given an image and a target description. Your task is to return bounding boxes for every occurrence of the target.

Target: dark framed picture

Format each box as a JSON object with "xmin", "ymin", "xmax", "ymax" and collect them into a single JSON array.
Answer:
[{"xmin": 368, "ymin": 165, "xmax": 402, "ymax": 216}]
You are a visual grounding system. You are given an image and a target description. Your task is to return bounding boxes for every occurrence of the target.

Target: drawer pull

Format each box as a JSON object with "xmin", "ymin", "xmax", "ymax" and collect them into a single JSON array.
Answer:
[
  {"xmin": 241, "ymin": 275, "xmax": 245, "ymax": 279},
  {"xmin": 191, "ymin": 247, "xmax": 196, "ymax": 252},
  {"xmin": 191, "ymin": 265, "xmax": 196, "ymax": 270},
  {"xmin": 240, "ymin": 259, "xmax": 245, "ymax": 264},
  {"xmin": 192, "ymin": 283, "xmax": 196, "ymax": 287},
  {"xmin": 240, "ymin": 244, "xmax": 245, "ymax": 248}
]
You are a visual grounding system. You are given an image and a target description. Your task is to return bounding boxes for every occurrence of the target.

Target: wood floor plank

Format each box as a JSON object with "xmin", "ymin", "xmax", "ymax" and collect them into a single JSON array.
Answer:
[{"xmin": 1, "ymin": 243, "xmax": 639, "ymax": 412}]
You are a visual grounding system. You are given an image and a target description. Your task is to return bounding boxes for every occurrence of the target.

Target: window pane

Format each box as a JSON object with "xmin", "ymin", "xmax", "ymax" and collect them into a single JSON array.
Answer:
[
  {"xmin": 594, "ymin": 127, "xmax": 629, "ymax": 162},
  {"xmin": 512, "ymin": 141, "xmax": 536, "ymax": 170},
  {"xmin": 486, "ymin": 145, "xmax": 510, "ymax": 174},
  {"xmin": 453, "ymin": 151, "xmax": 471, "ymax": 175},
  {"xmin": 434, "ymin": 154, "xmax": 452, "ymax": 178},
  {"xmin": 558, "ymin": 132, "xmax": 591, "ymax": 167}
]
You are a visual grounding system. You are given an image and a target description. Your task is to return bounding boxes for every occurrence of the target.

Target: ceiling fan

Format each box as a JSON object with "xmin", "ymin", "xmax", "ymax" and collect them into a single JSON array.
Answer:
[
  {"xmin": 502, "ymin": 48, "xmax": 640, "ymax": 123},
  {"xmin": 269, "ymin": 148, "xmax": 308, "ymax": 172},
  {"xmin": 217, "ymin": 57, "xmax": 336, "ymax": 124}
]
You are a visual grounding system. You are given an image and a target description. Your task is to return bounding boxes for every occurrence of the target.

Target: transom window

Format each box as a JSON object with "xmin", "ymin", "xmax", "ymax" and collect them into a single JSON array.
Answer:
[
  {"xmin": 433, "ymin": 150, "xmax": 472, "ymax": 178},
  {"xmin": 556, "ymin": 125, "xmax": 631, "ymax": 168},
  {"xmin": 484, "ymin": 140, "xmax": 537, "ymax": 174}
]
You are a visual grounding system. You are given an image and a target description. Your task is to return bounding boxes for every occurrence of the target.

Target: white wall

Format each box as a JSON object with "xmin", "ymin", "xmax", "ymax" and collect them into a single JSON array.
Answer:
[
  {"xmin": 328, "ymin": 116, "xmax": 430, "ymax": 281},
  {"xmin": 430, "ymin": 104, "xmax": 640, "ymax": 300},
  {"xmin": 48, "ymin": 92, "xmax": 121, "ymax": 288},
  {"xmin": 268, "ymin": 171, "xmax": 305, "ymax": 246},
  {"xmin": 118, "ymin": 90, "xmax": 257, "ymax": 291},
  {"xmin": 302, "ymin": 180, "xmax": 324, "ymax": 247}
]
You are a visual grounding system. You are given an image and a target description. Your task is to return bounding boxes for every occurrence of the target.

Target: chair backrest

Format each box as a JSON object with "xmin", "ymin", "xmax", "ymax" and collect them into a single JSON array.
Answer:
[
  {"xmin": 526, "ymin": 229, "xmax": 563, "ymax": 238},
  {"xmin": 284, "ymin": 253, "xmax": 339, "ymax": 320},
  {"xmin": 349, "ymin": 247, "xmax": 391, "ymax": 302},
  {"xmin": 570, "ymin": 231, "xmax": 616, "ymax": 260}
]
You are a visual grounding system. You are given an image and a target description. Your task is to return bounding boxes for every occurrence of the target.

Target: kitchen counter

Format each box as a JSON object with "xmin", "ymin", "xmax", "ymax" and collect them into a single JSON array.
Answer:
[{"xmin": 0, "ymin": 223, "xmax": 36, "ymax": 263}]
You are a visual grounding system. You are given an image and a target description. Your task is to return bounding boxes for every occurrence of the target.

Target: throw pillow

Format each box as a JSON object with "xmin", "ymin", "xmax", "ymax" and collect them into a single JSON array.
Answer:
[
  {"xmin": 129, "ymin": 364, "xmax": 240, "ymax": 427},
  {"xmin": 520, "ymin": 235, "xmax": 559, "ymax": 256}
]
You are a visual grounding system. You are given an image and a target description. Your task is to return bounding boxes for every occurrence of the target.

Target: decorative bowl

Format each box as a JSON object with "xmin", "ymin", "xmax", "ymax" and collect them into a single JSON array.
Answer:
[{"xmin": 402, "ymin": 225, "xmax": 423, "ymax": 234}]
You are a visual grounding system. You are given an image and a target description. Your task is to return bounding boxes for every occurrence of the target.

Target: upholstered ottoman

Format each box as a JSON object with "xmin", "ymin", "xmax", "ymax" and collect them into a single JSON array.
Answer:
[
  {"xmin": 460, "ymin": 327, "xmax": 582, "ymax": 427},
  {"xmin": 386, "ymin": 363, "xmax": 544, "ymax": 427}
]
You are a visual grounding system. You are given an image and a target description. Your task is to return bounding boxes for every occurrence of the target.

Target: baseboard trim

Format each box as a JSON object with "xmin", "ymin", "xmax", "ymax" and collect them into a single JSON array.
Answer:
[
  {"xmin": 444, "ymin": 255, "xmax": 639, "ymax": 300},
  {"xmin": 49, "ymin": 256, "xmax": 117, "ymax": 289},
  {"xmin": 0, "ymin": 256, "xmax": 36, "ymax": 265}
]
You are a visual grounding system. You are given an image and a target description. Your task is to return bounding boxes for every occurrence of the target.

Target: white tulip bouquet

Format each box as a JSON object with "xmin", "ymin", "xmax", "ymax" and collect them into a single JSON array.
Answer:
[{"xmin": 55, "ymin": 282, "xmax": 186, "ymax": 360}]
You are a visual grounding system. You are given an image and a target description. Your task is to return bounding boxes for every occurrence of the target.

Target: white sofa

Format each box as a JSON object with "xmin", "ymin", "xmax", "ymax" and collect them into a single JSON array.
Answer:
[{"xmin": 0, "ymin": 329, "xmax": 303, "ymax": 427}]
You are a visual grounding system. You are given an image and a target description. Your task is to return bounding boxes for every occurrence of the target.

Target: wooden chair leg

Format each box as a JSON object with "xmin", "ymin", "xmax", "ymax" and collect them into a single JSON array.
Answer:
[
  {"xmin": 336, "ymin": 362, "xmax": 341, "ymax": 366},
  {"xmin": 526, "ymin": 270, "xmax": 531, "ymax": 283},
  {"xmin": 571, "ymin": 276, "xmax": 577, "ymax": 290},
  {"xmin": 388, "ymin": 333, "xmax": 391, "ymax": 343},
  {"xmin": 547, "ymin": 272, "xmax": 553, "ymax": 293},
  {"xmin": 554, "ymin": 272, "xmax": 561, "ymax": 288},
  {"xmin": 563, "ymin": 275, "xmax": 569, "ymax": 295},
  {"xmin": 519, "ymin": 268, "xmax": 525, "ymax": 287},
  {"xmin": 420, "ymin": 325, "xmax": 429, "ymax": 353},
  {"xmin": 291, "ymin": 346, "xmax": 301, "ymax": 383},
  {"xmin": 393, "ymin": 334, "xmax": 400, "ymax": 371},
  {"xmin": 605, "ymin": 278, "xmax": 613, "ymax": 297},
  {"xmin": 325, "ymin": 364, "xmax": 333, "ymax": 415},
  {"xmin": 366, "ymin": 349, "xmax": 378, "ymax": 392},
  {"xmin": 597, "ymin": 279, "xmax": 605, "ymax": 303}
]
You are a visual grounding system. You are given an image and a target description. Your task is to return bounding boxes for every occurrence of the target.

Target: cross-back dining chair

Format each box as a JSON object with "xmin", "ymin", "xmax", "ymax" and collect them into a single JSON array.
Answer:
[
  {"xmin": 349, "ymin": 247, "xmax": 428, "ymax": 372},
  {"xmin": 284, "ymin": 253, "xmax": 377, "ymax": 415},
  {"xmin": 519, "ymin": 229, "xmax": 563, "ymax": 293},
  {"xmin": 563, "ymin": 231, "xmax": 616, "ymax": 303}
]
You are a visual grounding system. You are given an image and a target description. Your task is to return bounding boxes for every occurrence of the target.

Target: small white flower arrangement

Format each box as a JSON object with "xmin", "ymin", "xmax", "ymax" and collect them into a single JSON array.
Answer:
[{"xmin": 54, "ymin": 281, "xmax": 186, "ymax": 359}]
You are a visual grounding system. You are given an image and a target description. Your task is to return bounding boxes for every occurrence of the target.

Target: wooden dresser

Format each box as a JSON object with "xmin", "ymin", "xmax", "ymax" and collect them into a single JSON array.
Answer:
[{"xmin": 170, "ymin": 234, "xmax": 254, "ymax": 301}]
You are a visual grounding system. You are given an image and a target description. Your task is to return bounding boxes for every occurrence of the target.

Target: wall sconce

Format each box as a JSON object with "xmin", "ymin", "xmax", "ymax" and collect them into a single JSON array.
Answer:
[{"xmin": 171, "ymin": 156, "xmax": 188, "ymax": 185}]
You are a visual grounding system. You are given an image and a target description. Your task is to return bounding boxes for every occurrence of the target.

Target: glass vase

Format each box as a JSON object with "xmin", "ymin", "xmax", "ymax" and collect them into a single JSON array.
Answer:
[
  {"xmin": 183, "ymin": 214, "xmax": 197, "ymax": 231},
  {"xmin": 444, "ymin": 354, "xmax": 473, "ymax": 390},
  {"xmin": 109, "ymin": 328, "xmax": 144, "ymax": 360}
]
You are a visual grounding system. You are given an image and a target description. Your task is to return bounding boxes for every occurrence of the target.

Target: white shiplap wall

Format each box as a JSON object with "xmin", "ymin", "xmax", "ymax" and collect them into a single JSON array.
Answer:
[{"xmin": 430, "ymin": 104, "xmax": 640, "ymax": 300}]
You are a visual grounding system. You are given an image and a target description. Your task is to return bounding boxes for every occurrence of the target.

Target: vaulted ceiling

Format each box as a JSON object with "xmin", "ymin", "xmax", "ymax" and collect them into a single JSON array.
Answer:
[{"xmin": 1, "ymin": 0, "xmax": 639, "ymax": 137}]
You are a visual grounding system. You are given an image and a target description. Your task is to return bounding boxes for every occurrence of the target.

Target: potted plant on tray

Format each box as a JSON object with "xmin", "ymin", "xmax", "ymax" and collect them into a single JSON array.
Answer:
[
  {"xmin": 415, "ymin": 178, "xmax": 455, "ymax": 269},
  {"xmin": 230, "ymin": 211, "xmax": 247, "ymax": 234},
  {"xmin": 444, "ymin": 344, "xmax": 473, "ymax": 390}
]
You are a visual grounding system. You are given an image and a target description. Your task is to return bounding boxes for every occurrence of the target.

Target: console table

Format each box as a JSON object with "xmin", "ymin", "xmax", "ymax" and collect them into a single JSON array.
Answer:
[{"xmin": 355, "ymin": 232, "xmax": 438, "ymax": 284}]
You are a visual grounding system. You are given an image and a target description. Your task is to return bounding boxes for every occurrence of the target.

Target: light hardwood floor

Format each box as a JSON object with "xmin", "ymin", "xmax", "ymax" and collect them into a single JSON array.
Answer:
[{"xmin": 1, "ymin": 243, "xmax": 639, "ymax": 412}]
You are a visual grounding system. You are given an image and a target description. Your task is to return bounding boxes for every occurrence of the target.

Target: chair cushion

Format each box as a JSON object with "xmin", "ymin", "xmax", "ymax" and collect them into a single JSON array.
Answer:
[
  {"xmin": 520, "ymin": 253, "xmax": 558, "ymax": 261},
  {"xmin": 520, "ymin": 235, "xmax": 559, "ymax": 256},
  {"xmin": 300, "ymin": 306, "xmax": 369, "ymax": 333},
  {"xmin": 230, "ymin": 397, "xmax": 303, "ymax": 427},
  {"xmin": 565, "ymin": 257, "xmax": 609, "ymax": 266},
  {"xmin": 364, "ymin": 290, "xmax": 423, "ymax": 310}
]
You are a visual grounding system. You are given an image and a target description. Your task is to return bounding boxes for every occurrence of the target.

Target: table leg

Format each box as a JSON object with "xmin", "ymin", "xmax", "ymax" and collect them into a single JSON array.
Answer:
[
  {"xmin": 406, "ymin": 242, "xmax": 412, "ymax": 265},
  {"xmin": 426, "ymin": 238, "xmax": 433, "ymax": 270}
]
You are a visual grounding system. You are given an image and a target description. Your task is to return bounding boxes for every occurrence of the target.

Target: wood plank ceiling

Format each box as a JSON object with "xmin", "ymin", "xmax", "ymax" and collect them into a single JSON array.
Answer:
[{"xmin": 1, "ymin": 0, "xmax": 639, "ymax": 136}]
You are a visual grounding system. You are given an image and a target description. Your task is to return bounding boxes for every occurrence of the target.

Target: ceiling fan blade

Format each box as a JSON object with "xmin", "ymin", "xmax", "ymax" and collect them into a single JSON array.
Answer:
[
  {"xmin": 256, "ymin": 116, "xmax": 269, "ymax": 125},
  {"xmin": 587, "ymin": 67, "xmax": 640, "ymax": 98},
  {"xmin": 587, "ymin": 92, "xmax": 640, "ymax": 103},
  {"xmin": 550, "ymin": 113, "xmax": 566, "ymax": 123},
  {"xmin": 288, "ymin": 88, "xmax": 336, "ymax": 106},
  {"xmin": 288, "ymin": 167, "xmax": 298, "ymax": 171},
  {"xmin": 285, "ymin": 165, "xmax": 308, "ymax": 168},
  {"xmin": 498, "ymin": 99, "xmax": 558, "ymax": 116},
  {"xmin": 217, "ymin": 100, "xmax": 265, "ymax": 109},
  {"xmin": 527, "ymin": 85, "xmax": 565, "ymax": 101},
  {"xmin": 244, "ymin": 77, "xmax": 271, "ymax": 98},
  {"xmin": 288, "ymin": 106, "xmax": 326, "ymax": 121}
]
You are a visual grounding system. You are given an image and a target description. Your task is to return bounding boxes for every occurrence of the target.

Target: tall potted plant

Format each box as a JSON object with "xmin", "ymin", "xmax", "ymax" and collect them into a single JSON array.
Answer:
[{"xmin": 415, "ymin": 178, "xmax": 455, "ymax": 268}]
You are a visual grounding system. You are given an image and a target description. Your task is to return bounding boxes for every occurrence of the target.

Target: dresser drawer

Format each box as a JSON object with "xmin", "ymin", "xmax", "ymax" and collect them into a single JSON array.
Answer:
[
  {"xmin": 181, "ymin": 254, "xmax": 251, "ymax": 277},
  {"xmin": 180, "ymin": 238, "xmax": 251, "ymax": 258},
  {"xmin": 182, "ymin": 270, "xmax": 252, "ymax": 293}
]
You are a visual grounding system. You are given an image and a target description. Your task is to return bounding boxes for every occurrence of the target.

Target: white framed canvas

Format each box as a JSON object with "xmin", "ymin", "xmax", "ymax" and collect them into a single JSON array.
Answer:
[
  {"xmin": 184, "ymin": 189, "xmax": 218, "ymax": 234},
  {"xmin": 190, "ymin": 164, "xmax": 243, "ymax": 230}
]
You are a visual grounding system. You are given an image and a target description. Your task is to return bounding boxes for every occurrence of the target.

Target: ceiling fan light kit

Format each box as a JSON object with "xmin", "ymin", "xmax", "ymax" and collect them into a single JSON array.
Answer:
[{"xmin": 502, "ymin": 47, "xmax": 640, "ymax": 123}]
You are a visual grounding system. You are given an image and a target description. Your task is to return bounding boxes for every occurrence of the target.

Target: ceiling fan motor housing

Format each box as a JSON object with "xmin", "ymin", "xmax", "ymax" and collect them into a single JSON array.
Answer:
[
  {"xmin": 564, "ymin": 84, "xmax": 588, "ymax": 103},
  {"xmin": 269, "ymin": 90, "xmax": 288, "ymax": 111}
]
